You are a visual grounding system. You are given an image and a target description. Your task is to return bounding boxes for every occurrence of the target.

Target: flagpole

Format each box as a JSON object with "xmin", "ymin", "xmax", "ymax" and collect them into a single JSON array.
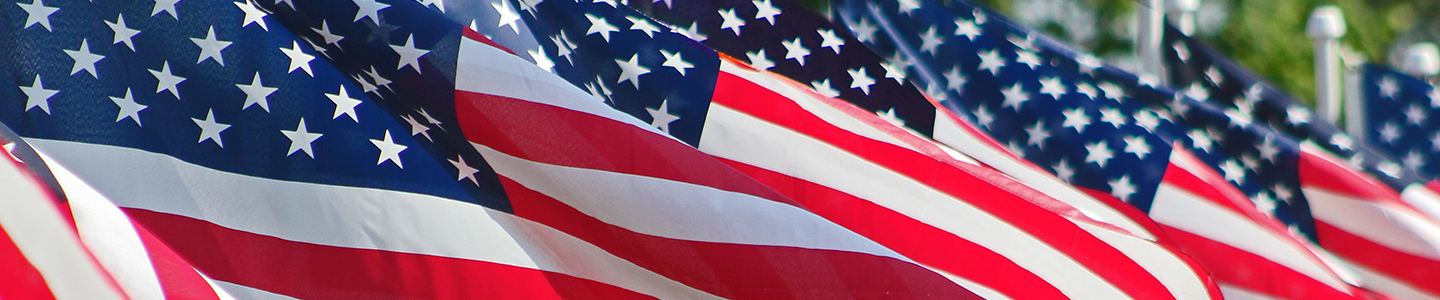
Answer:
[
  {"xmin": 1343, "ymin": 47, "xmax": 1367, "ymax": 139},
  {"xmin": 1307, "ymin": 6, "xmax": 1345, "ymax": 123},
  {"xmin": 1403, "ymin": 43, "xmax": 1440, "ymax": 80},
  {"xmin": 1136, "ymin": 0, "xmax": 1166, "ymax": 83},
  {"xmin": 1165, "ymin": 0, "xmax": 1198, "ymax": 35}
]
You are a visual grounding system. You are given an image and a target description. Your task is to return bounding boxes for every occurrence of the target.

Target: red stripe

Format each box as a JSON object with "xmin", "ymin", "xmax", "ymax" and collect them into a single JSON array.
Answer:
[
  {"xmin": 716, "ymin": 158, "xmax": 1063, "ymax": 299},
  {"xmin": 0, "ymin": 225, "xmax": 58, "ymax": 300},
  {"xmin": 451, "ymin": 90, "xmax": 797, "ymax": 207},
  {"xmin": 1298, "ymin": 151, "xmax": 1410, "ymax": 207},
  {"xmin": 1317, "ymin": 220, "xmax": 1440, "ymax": 297},
  {"xmin": 132, "ymin": 221, "xmax": 222, "ymax": 300},
  {"xmin": 1162, "ymin": 224, "xmax": 1363, "ymax": 299},
  {"xmin": 500, "ymin": 176, "xmax": 981, "ymax": 300},
  {"xmin": 710, "ymin": 70, "xmax": 1176, "ymax": 300},
  {"xmin": 122, "ymin": 209, "xmax": 653, "ymax": 300}
]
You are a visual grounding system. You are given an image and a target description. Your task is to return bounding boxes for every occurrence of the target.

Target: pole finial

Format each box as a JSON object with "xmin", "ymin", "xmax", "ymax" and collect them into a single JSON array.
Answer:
[
  {"xmin": 1403, "ymin": 43, "xmax": 1440, "ymax": 77},
  {"xmin": 1306, "ymin": 6, "xmax": 1346, "ymax": 39}
]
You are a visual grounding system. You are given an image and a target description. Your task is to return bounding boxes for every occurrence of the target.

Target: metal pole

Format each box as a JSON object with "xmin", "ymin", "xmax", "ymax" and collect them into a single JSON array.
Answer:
[
  {"xmin": 1342, "ymin": 47, "xmax": 1366, "ymax": 138},
  {"xmin": 1136, "ymin": 0, "xmax": 1166, "ymax": 83},
  {"xmin": 1307, "ymin": 6, "xmax": 1345, "ymax": 123},
  {"xmin": 1166, "ymin": 0, "xmax": 1198, "ymax": 35}
]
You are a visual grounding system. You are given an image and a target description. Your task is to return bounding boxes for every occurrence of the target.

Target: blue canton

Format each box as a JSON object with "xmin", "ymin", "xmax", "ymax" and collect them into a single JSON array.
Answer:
[{"xmin": 1362, "ymin": 64, "xmax": 1440, "ymax": 181}]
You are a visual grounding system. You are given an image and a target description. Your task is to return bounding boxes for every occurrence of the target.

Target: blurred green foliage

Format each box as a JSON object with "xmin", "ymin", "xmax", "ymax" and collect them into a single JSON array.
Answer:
[{"xmin": 794, "ymin": 0, "xmax": 1436, "ymax": 106}]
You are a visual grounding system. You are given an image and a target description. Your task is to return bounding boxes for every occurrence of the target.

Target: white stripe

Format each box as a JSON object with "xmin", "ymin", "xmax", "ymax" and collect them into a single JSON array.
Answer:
[
  {"xmin": 0, "ymin": 152, "xmax": 123, "ymax": 300},
  {"xmin": 931, "ymin": 109, "xmax": 1154, "ymax": 239},
  {"xmin": 212, "ymin": 280, "xmax": 300, "ymax": 300},
  {"xmin": 28, "ymin": 139, "xmax": 722, "ymax": 300},
  {"xmin": 1401, "ymin": 184, "xmax": 1440, "ymax": 226},
  {"xmin": 697, "ymin": 102, "xmax": 1131, "ymax": 300},
  {"xmin": 1306, "ymin": 186, "xmax": 1440, "ymax": 261},
  {"xmin": 471, "ymin": 142, "xmax": 906, "ymax": 261},
  {"xmin": 1217, "ymin": 284, "xmax": 1283, "ymax": 300},
  {"xmin": 198, "ymin": 270, "xmax": 239, "ymax": 300},
  {"xmin": 41, "ymin": 150, "xmax": 167, "ymax": 300},
  {"xmin": 1149, "ymin": 179, "xmax": 1351, "ymax": 292},
  {"xmin": 1347, "ymin": 260, "xmax": 1440, "ymax": 300},
  {"xmin": 1076, "ymin": 222, "xmax": 1211, "ymax": 300},
  {"xmin": 453, "ymin": 38, "xmax": 672, "ymax": 140},
  {"xmin": 718, "ymin": 62, "xmax": 916, "ymax": 150}
]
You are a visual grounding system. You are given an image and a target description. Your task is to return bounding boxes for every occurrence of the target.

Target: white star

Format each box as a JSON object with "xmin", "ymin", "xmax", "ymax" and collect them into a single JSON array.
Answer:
[
  {"xmin": 550, "ymin": 33, "xmax": 574, "ymax": 60},
  {"xmin": 108, "ymin": 89, "xmax": 145, "ymax": 126},
  {"xmin": 847, "ymin": 67, "xmax": 875, "ymax": 95},
  {"xmin": 363, "ymin": 66, "xmax": 393, "ymax": 91},
  {"xmin": 646, "ymin": 100, "xmax": 681, "ymax": 134},
  {"xmin": 1404, "ymin": 150, "xmax": 1425, "ymax": 170},
  {"xmin": 1109, "ymin": 175, "xmax": 1137, "ymax": 201},
  {"xmin": 391, "ymin": 35, "xmax": 430, "ymax": 74},
  {"xmin": 276, "ymin": 0, "xmax": 295, "ymax": 10},
  {"xmin": 881, "ymin": 59, "xmax": 907, "ymax": 83},
  {"xmin": 327, "ymin": 86, "xmax": 362, "ymax": 122},
  {"xmin": 352, "ymin": 0, "xmax": 389, "ymax": 23},
  {"xmin": 1098, "ymin": 108, "xmax": 1125, "ymax": 128},
  {"xmin": 1432, "ymin": 132, "xmax": 1440, "ymax": 152},
  {"xmin": 1378, "ymin": 161, "xmax": 1402, "ymax": 178},
  {"xmin": 675, "ymin": 21, "xmax": 708, "ymax": 42},
  {"xmin": 1052, "ymin": 159, "xmax": 1075, "ymax": 182},
  {"xmin": 752, "ymin": 0, "xmax": 781, "ymax": 26},
  {"xmin": 1038, "ymin": 77, "xmax": 1065, "ymax": 100},
  {"xmin": 850, "ymin": 17, "xmax": 876, "ymax": 43},
  {"xmin": 235, "ymin": 0, "xmax": 269, "ymax": 31},
  {"xmin": 943, "ymin": 65, "xmax": 966, "ymax": 91},
  {"xmin": 1005, "ymin": 140, "xmax": 1026, "ymax": 157},
  {"xmin": 1172, "ymin": 41, "xmax": 1190, "ymax": 61},
  {"xmin": 1061, "ymin": 107, "xmax": 1091, "ymax": 134},
  {"xmin": 370, "ymin": 131, "xmax": 408, "ymax": 168},
  {"xmin": 449, "ymin": 156, "xmax": 480, "ymax": 185},
  {"xmin": 977, "ymin": 49, "xmax": 1004, "ymax": 76},
  {"xmin": 1183, "ymin": 83, "xmax": 1209, "ymax": 100},
  {"xmin": 615, "ymin": 54, "xmax": 651, "ymax": 89},
  {"xmin": 718, "ymin": 8, "xmax": 745, "ymax": 35},
  {"xmin": 973, "ymin": 106, "xmax": 994, "ymax": 128},
  {"xmin": 1085, "ymin": 140, "xmax": 1115, "ymax": 168},
  {"xmin": 1332, "ymin": 134, "xmax": 1354, "ymax": 151},
  {"xmin": 149, "ymin": 62, "xmax": 186, "ymax": 98},
  {"xmin": 280, "ymin": 41, "xmax": 315, "ymax": 76},
  {"xmin": 651, "ymin": 0, "xmax": 671, "ymax": 9},
  {"xmin": 312, "ymin": 21, "xmax": 345, "ymax": 45},
  {"xmin": 817, "ymin": 29, "xmax": 844, "ymax": 54},
  {"xmin": 1014, "ymin": 50, "xmax": 1041, "ymax": 69},
  {"xmin": 1189, "ymin": 129, "xmax": 1215, "ymax": 153},
  {"xmin": 897, "ymin": 0, "xmax": 921, "ymax": 15},
  {"xmin": 64, "ymin": 40, "xmax": 104, "ymax": 78},
  {"xmin": 659, "ymin": 49, "xmax": 693, "ymax": 76},
  {"xmin": 1406, "ymin": 104, "xmax": 1428, "ymax": 126},
  {"xmin": 876, "ymin": 108, "xmax": 904, "ymax": 126},
  {"xmin": 152, "ymin": 0, "xmax": 180, "ymax": 19},
  {"xmin": 528, "ymin": 48, "xmax": 554, "ymax": 71},
  {"xmin": 1138, "ymin": 74, "xmax": 1159, "ymax": 88},
  {"xmin": 781, "ymin": 37, "xmax": 811, "ymax": 66},
  {"xmin": 811, "ymin": 78, "xmax": 840, "ymax": 98},
  {"xmin": 954, "ymin": 17, "xmax": 980, "ymax": 41},
  {"xmin": 918, "ymin": 26, "xmax": 943, "ymax": 55},
  {"xmin": 1273, "ymin": 184, "xmax": 1294, "ymax": 202},
  {"xmin": 627, "ymin": 16, "xmax": 661, "ymax": 37},
  {"xmin": 401, "ymin": 114, "xmax": 431, "ymax": 141},
  {"xmin": 1134, "ymin": 110, "xmax": 1160, "ymax": 132},
  {"xmin": 20, "ymin": 75, "xmax": 57, "ymax": 115},
  {"xmin": 1287, "ymin": 106, "xmax": 1311, "ymax": 125},
  {"xmin": 105, "ymin": 14, "xmax": 141, "ymax": 51},
  {"xmin": 1252, "ymin": 193, "xmax": 1277, "ymax": 215},
  {"xmin": 1431, "ymin": 87, "xmax": 1440, "ymax": 108},
  {"xmin": 745, "ymin": 49, "xmax": 774, "ymax": 70},
  {"xmin": 1121, "ymin": 136, "xmax": 1152, "ymax": 159},
  {"xmin": 1350, "ymin": 154, "xmax": 1366, "ymax": 170},
  {"xmin": 1257, "ymin": 138, "xmax": 1280, "ymax": 162},
  {"xmin": 1000, "ymin": 84, "xmax": 1029, "ymax": 112},
  {"xmin": 1025, "ymin": 121, "xmax": 1049, "ymax": 149},
  {"xmin": 418, "ymin": 0, "xmax": 443, "ymax": 11},
  {"xmin": 190, "ymin": 26, "xmax": 233, "ymax": 66},
  {"xmin": 1076, "ymin": 54, "xmax": 1102, "ymax": 75},
  {"xmin": 18, "ymin": 0, "xmax": 58, "ymax": 31},
  {"xmin": 1380, "ymin": 76, "xmax": 1399, "ymax": 98},
  {"xmin": 493, "ymin": 1, "xmax": 521, "ymax": 34},
  {"xmin": 1076, "ymin": 83, "xmax": 1097, "ymax": 99},
  {"xmin": 594, "ymin": 0, "xmax": 621, "ymax": 7},
  {"xmin": 1098, "ymin": 82, "xmax": 1124, "ymax": 101},
  {"xmin": 417, "ymin": 107, "xmax": 443, "ymax": 127},
  {"xmin": 1205, "ymin": 66, "xmax": 1224, "ymax": 86},
  {"xmin": 281, "ymin": 119, "xmax": 322, "ymax": 158},
  {"xmin": 1244, "ymin": 84, "xmax": 1265, "ymax": 102},
  {"xmin": 192, "ymin": 109, "xmax": 231, "ymax": 147},
  {"xmin": 1220, "ymin": 160, "xmax": 1246, "ymax": 184},
  {"xmin": 1225, "ymin": 108, "xmax": 1253, "ymax": 129},
  {"xmin": 1379, "ymin": 122, "xmax": 1401, "ymax": 144},
  {"xmin": 235, "ymin": 73, "xmax": 277, "ymax": 112},
  {"xmin": 583, "ymin": 14, "xmax": 620, "ymax": 42}
]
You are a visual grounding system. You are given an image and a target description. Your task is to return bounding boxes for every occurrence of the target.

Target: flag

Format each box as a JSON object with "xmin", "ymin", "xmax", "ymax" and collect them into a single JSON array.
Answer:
[
  {"xmin": 518, "ymin": 0, "xmax": 1219, "ymax": 299},
  {"xmin": 834, "ymin": 0, "xmax": 1379, "ymax": 298},
  {"xmin": 2, "ymin": 0, "xmax": 967, "ymax": 298},
  {"xmin": 1360, "ymin": 65, "xmax": 1440, "ymax": 180}
]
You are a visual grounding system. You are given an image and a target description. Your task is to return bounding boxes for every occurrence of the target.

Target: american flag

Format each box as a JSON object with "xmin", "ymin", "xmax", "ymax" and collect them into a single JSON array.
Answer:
[
  {"xmin": 834, "ymin": 0, "xmax": 1379, "ymax": 298},
  {"xmin": 1360, "ymin": 64, "xmax": 1440, "ymax": 180},
  {"xmin": 518, "ymin": 0, "xmax": 1223, "ymax": 299},
  {"xmin": 2, "ymin": 0, "xmax": 966, "ymax": 298}
]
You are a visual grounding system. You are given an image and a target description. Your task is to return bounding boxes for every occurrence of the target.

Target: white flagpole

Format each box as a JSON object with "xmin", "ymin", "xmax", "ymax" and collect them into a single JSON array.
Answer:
[
  {"xmin": 1165, "ymin": 0, "xmax": 1198, "ymax": 36},
  {"xmin": 1343, "ymin": 47, "xmax": 1367, "ymax": 139},
  {"xmin": 1307, "ymin": 6, "xmax": 1346, "ymax": 123},
  {"xmin": 1403, "ymin": 43, "xmax": 1440, "ymax": 79},
  {"xmin": 1136, "ymin": 0, "xmax": 1166, "ymax": 83}
]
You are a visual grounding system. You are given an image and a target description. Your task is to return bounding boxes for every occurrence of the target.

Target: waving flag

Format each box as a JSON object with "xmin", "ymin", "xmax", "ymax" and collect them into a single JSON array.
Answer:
[
  {"xmin": 1361, "ymin": 65, "xmax": 1440, "ymax": 180},
  {"xmin": 1168, "ymin": 26, "xmax": 1440, "ymax": 299},
  {"xmin": 517, "ymin": 0, "xmax": 1219, "ymax": 299},
  {"xmin": 834, "ymin": 0, "xmax": 1380, "ymax": 298},
  {"xmin": 2, "ymin": 0, "xmax": 971, "ymax": 298}
]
